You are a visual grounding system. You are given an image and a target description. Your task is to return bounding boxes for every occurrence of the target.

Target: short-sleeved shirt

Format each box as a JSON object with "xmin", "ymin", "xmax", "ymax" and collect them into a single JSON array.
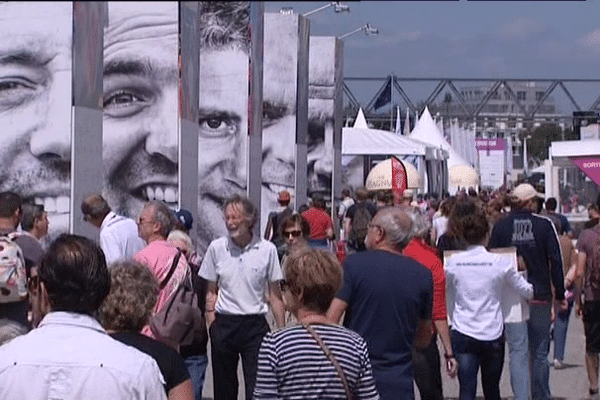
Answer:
[
  {"xmin": 111, "ymin": 331, "xmax": 190, "ymax": 394},
  {"xmin": 577, "ymin": 225, "xmax": 600, "ymax": 301},
  {"xmin": 199, "ymin": 235, "xmax": 282, "ymax": 315},
  {"xmin": 302, "ymin": 207, "xmax": 333, "ymax": 240},
  {"xmin": 134, "ymin": 240, "xmax": 189, "ymax": 339},
  {"xmin": 336, "ymin": 250, "xmax": 432, "ymax": 397}
]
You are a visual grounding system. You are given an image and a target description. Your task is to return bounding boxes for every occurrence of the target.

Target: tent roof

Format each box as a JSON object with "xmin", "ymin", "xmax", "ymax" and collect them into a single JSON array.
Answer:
[
  {"xmin": 409, "ymin": 107, "xmax": 470, "ymax": 168},
  {"xmin": 342, "ymin": 126, "xmax": 428, "ymax": 156},
  {"xmin": 353, "ymin": 108, "xmax": 368, "ymax": 128}
]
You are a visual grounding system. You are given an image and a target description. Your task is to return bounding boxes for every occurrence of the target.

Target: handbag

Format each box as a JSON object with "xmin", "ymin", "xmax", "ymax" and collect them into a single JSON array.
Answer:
[
  {"xmin": 149, "ymin": 250, "xmax": 206, "ymax": 347},
  {"xmin": 301, "ymin": 321, "xmax": 354, "ymax": 400}
]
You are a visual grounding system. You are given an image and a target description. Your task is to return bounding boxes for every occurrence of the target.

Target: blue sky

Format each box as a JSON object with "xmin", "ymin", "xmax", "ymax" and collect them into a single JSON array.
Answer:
[{"xmin": 264, "ymin": 1, "xmax": 600, "ymax": 110}]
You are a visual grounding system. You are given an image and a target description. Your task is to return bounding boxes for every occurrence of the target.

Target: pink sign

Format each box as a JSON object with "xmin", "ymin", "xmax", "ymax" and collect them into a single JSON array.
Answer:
[
  {"xmin": 571, "ymin": 157, "xmax": 600, "ymax": 187},
  {"xmin": 475, "ymin": 138, "xmax": 506, "ymax": 151}
]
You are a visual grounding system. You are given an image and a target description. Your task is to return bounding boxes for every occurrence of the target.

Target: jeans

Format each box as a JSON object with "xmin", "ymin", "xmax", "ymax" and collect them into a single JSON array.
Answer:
[
  {"xmin": 451, "ymin": 330, "xmax": 505, "ymax": 400},
  {"xmin": 505, "ymin": 322, "xmax": 530, "ymax": 400},
  {"xmin": 553, "ymin": 298, "xmax": 574, "ymax": 362},
  {"xmin": 528, "ymin": 303, "xmax": 552, "ymax": 400},
  {"xmin": 184, "ymin": 353, "xmax": 208, "ymax": 400}
]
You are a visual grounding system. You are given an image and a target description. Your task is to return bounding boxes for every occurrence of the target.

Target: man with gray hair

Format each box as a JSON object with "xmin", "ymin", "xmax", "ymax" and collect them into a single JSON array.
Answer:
[
  {"xmin": 199, "ymin": 194, "xmax": 285, "ymax": 400},
  {"xmin": 327, "ymin": 206, "xmax": 433, "ymax": 400},
  {"xmin": 134, "ymin": 201, "xmax": 189, "ymax": 345},
  {"xmin": 81, "ymin": 194, "xmax": 144, "ymax": 265}
]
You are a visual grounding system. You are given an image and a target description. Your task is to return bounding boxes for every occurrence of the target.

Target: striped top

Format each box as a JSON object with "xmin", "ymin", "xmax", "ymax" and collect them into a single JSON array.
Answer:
[{"xmin": 254, "ymin": 323, "xmax": 380, "ymax": 400}]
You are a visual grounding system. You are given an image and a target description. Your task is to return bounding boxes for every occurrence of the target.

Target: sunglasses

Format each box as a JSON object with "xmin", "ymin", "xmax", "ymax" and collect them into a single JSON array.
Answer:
[{"xmin": 283, "ymin": 230, "xmax": 302, "ymax": 238}]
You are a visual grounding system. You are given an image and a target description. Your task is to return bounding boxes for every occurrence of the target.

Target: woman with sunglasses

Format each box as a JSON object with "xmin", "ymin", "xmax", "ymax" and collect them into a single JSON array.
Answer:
[
  {"xmin": 278, "ymin": 213, "xmax": 310, "ymax": 264},
  {"xmin": 254, "ymin": 248, "xmax": 380, "ymax": 400}
]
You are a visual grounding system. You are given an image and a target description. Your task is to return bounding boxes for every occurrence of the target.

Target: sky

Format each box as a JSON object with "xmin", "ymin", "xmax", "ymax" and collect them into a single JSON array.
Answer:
[{"xmin": 263, "ymin": 0, "xmax": 600, "ymax": 113}]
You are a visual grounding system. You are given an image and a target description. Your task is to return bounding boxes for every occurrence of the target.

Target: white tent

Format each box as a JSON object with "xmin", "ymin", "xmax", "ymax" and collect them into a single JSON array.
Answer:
[
  {"xmin": 409, "ymin": 106, "xmax": 471, "ymax": 169},
  {"xmin": 342, "ymin": 108, "xmax": 429, "ymax": 156},
  {"xmin": 409, "ymin": 107, "xmax": 478, "ymax": 193},
  {"xmin": 341, "ymin": 108, "xmax": 447, "ymax": 193}
]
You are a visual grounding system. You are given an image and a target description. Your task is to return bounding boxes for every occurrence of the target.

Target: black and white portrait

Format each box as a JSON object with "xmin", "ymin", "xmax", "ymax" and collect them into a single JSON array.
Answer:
[
  {"xmin": 0, "ymin": 2, "xmax": 73, "ymax": 244},
  {"xmin": 261, "ymin": 13, "xmax": 303, "ymax": 233},
  {"xmin": 195, "ymin": 1, "xmax": 250, "ymax": 257},
  {"xmin": 102, "ymin": 2, "xmax": 180, "ymax": 223}
]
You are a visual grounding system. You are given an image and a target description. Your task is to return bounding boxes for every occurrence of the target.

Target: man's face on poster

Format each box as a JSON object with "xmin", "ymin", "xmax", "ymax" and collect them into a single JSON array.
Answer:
[
  {"xmin": 0, "ymin": 2, "xmax": 72, "ymax": 243},
  {"xmin": 261, "ymin": 20, "xmax": 298, "ymax": 227},
  {"xmin": 103, "ymin": 2, "xmax": 179, "ymax": 222},
  {"xmin": 196, "ymin": 47, "xmax": 248, "ymax": 256}
]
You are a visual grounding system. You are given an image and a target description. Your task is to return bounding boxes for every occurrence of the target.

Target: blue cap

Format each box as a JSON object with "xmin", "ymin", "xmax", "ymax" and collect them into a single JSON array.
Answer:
[{"xmin": 174, "ymin": 208, "xmax": 193, "ymax": 231}]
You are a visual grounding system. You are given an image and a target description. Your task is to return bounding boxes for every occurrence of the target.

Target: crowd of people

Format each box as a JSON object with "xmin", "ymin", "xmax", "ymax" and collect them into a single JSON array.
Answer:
[{"xmin": 0, "ymin": 183, "xmax": 599, "ymax": 399}]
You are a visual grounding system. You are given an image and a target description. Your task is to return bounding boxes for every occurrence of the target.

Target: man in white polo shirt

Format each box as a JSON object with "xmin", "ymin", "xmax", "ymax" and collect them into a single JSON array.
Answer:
[{"xmin": 200, "ymin": 194, "xmax": 285, "ymax": 400}]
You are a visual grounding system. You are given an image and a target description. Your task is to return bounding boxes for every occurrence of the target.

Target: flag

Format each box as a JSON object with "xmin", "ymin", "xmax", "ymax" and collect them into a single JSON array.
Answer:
[
  {"xmin": 374, "ymin": 77, "xmax": 392, "ymax": 110},
  {"xmin": 395, "ymin": 106, "xmax": 401, "ymax": 135}
]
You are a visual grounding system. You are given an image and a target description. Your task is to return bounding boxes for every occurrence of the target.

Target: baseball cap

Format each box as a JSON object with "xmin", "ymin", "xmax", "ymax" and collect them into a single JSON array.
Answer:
[
  {"xmin": 278, "ymin": 190, "xmax": 291, "ymax": 202},
  {"xmin": 174, "ymin": 208, "xmax": 193, "ymax": 231},
  {"xmin": 511, "ymin": 183, "xmax": 543, "ymax": 202}
]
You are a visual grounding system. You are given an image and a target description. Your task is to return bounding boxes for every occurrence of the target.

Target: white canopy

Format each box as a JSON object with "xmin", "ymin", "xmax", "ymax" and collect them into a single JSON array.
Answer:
[
  {"xmin": 409, "ymin": 107, "xmax": 471, "ymax": 168},
  {"xmin": 343, "ymin": 108, "xmax": 431, "ymax": 156}
]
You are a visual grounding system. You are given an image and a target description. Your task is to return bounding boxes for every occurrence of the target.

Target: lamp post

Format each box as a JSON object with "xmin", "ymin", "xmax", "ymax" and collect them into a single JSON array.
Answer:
[
  {"xmin": 339, "ymin": 23, "xmax": 379, "ymax": 39},
  {"xmin": 302, "ymin": 2, "xmax": 350, "ymax": 17}
]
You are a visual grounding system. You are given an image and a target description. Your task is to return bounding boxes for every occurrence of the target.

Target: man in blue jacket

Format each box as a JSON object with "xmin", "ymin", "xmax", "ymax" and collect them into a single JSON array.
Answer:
[{"xmin": 488, "ymin": 183, "xmax": 567, "ymax": 400}]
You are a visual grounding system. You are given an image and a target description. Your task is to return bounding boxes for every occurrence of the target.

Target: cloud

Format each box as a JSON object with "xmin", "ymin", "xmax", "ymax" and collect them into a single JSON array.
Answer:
[
  {"xmin": 577, "ymin": 29, "xmax": 600, "ymax": 54},
  {"xmin": 497, "ymin": 17, "xmax": 546, "ymax": 40}
]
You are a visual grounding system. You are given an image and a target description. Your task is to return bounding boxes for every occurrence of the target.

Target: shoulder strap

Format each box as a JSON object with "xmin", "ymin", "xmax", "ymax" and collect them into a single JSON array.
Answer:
[
  {"xmin": 301, "ymin": 321, "xmax": 353, "ymax": 400},
  {"xmin": 159, "ymin": 249, "xmax": 182, "ymax": 290}
]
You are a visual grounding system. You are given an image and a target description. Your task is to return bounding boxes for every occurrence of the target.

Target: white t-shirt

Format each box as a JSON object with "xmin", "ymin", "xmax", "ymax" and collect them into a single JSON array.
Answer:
[
  {"xmin": 199, "ymin": 235, "xmax": 283, "ymax": 315},
  {"xmin": 445, "ymin": 245, "xmax": 533, "ymax": 341}
]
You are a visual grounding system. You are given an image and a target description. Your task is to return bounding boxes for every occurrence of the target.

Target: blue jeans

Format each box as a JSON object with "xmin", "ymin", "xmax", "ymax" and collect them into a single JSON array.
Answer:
[
  {"xmin": 451, "ymin": 330, "xmax": 505, "ymax": 400},
  {"xmin": 505, "ymin": 322, "xmax": 530, "ymax": 400},
  {"xmin": 553, "ymin": 299, "xmax": 574, "ymax": 362},
  {"xmin": 528, "ymin": 303, "xmax": 552, "ymax": 400},
  {"xmin": 184, "ymin": 353, "xmax": 208, "ymax": 400}
]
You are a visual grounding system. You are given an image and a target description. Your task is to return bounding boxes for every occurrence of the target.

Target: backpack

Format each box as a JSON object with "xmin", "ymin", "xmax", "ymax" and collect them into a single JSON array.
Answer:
[
  {"xmin": 349, "ymin": 205, "xmax": 373, "ymax": 250},
  {"xmin": 149, "ymin": 251, "xmax": 206, "ymax": 347},
  {"xmin": 0, "ymin": 233, "xmax": 27, "ymax": 304}
]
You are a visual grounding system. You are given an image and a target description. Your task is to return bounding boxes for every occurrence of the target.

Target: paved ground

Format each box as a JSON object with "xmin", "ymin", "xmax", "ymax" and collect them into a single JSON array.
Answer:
[{"xmin": 201, "ymin": 308, "xmax": 595, "ymax": 400}]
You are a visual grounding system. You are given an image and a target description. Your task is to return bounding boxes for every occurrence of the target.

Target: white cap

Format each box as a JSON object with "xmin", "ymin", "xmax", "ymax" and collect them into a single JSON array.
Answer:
[{"xmin": 511, "ymin": 183, "xmax": 543, "ymax": 202}]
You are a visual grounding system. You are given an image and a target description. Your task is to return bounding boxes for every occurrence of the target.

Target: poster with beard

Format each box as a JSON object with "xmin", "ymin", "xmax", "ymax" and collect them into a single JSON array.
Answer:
[
  {"xmin": 0, "ymin": 2, "xmax": 73, "ymax": 246},
  {"xmin": 261, "ymin": 12, "xmax": 309, "ymax": 237},
  {"xmin": 102, "ymin": 2, "xmax": 180, "ymax": 229}
]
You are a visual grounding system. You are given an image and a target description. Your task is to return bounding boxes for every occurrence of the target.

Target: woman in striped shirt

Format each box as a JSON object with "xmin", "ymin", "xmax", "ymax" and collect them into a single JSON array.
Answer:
[{"xmin": 254, "ymin": 248, "xmax": 380, "ymax": 400}]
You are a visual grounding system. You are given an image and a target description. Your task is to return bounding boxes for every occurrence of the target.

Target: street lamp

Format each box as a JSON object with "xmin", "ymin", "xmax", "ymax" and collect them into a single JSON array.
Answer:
[
  {"xmin": 302, "ymin": 2, "xmax": 350, "ymax": 17},
  {"xmin": 339, "ymin": 23, "xmax": 379, "ymax": 39}
]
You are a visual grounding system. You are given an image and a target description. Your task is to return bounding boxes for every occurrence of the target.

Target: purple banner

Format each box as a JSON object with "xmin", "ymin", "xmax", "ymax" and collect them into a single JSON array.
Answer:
[
  {"xmin": 571, "ymin": 157, "xmax": 600, "ymax": 187},
  {"xmin": 475, "ymin": 138, "xmax": 506, "ymax": 151}
]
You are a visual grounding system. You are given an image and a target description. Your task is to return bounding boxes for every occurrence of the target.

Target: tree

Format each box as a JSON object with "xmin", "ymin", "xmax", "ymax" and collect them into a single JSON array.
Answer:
[{"xmin": 526, "ymin": 123, "xmax": 565, "ymax": 162}]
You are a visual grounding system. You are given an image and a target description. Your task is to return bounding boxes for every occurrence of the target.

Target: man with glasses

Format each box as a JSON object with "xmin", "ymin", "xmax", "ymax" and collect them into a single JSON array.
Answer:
[
  {"xmin": 199, "ymin": 194, "xmax": 285, "ymax": 400},
  {"xmin": 327, "ymin": 207, "xmax": 433, "ymax": 400},
  {"xmin": 134, "ymin": 200, "xmax": 189, "ymax": 345},
  {"xmin": 81, "ymin": 194, "xmax": 144, "ymax": 265}
]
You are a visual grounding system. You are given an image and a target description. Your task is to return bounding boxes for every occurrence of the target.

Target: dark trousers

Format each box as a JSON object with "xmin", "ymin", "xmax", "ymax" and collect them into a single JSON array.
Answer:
[
  {"xmin": 413, "ymin": 333, "xmax": 443, "ymax": 400},
  {"xmin": 210, "ymin": 313, "xmax": 270, "ymax": 400},
  {"xmin": 451, "ymin": 329, "xmax": 505, "ymax": 400}
]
